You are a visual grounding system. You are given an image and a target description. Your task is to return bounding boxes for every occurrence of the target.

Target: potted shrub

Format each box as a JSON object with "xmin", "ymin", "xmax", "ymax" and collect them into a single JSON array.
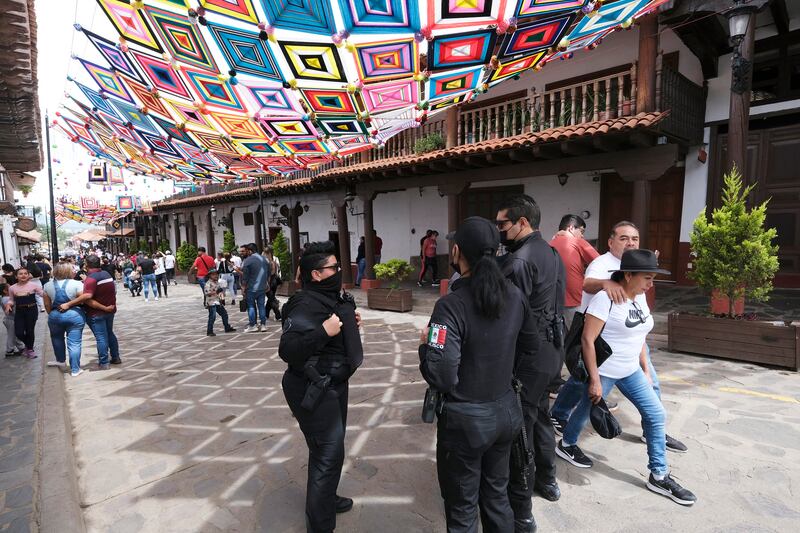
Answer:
[
  {"xmin": 272, "ymin": 231, "xmax": 298, "ymax": 297},
  {"xmin": 368, "ymin": 259, "xmax": 414, "ymax": 312},
  {"xmin": 668, "ymin": 167, "xmax": 798, "ymax": 370}
]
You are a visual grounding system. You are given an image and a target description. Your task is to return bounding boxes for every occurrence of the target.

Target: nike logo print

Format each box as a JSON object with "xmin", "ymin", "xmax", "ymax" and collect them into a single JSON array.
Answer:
[{"xmin": 625, "ymin": 316, "xmax": 649, "ymax": 328}]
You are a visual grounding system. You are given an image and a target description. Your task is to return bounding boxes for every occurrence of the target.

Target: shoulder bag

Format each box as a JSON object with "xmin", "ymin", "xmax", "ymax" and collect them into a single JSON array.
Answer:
[{"xmin": 563, "ymin": 300, "xmax": 614, "ymax": 383}]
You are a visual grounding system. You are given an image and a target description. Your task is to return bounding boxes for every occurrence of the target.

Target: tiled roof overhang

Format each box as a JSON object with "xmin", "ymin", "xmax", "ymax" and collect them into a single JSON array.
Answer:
[{"xmin": 0, "ymin": 0, "xmax": 43, "ymax": 172}]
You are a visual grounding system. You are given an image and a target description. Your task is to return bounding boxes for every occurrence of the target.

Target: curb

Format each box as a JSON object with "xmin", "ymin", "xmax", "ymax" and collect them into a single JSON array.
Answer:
[{"xmin": 35, "ymin": 325, "xmax": 86, "ymax": 533}]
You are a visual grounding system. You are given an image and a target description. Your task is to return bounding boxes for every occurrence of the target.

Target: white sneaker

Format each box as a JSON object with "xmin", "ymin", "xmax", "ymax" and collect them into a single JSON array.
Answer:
[
  {"xmin": 47, "ymin": 361, "xmax": 66, "ymax": 368},
  {"xmin": 71, "ymin": 369, "xmax": 84, "ymax": 377},
  {"xmin": 155, "ymin": 296, "xmax": 159, "ymax": 301},
  {"xmin": 244, "ymin": 325, "xmax": 258, "ymax": 333},
  {"xmin": 145, "ymin": 298, "xmax": 149, "ymax": 302},
  {"xmin": 257, "ymin": 324, "xmax": 263, "ymax": 332}
]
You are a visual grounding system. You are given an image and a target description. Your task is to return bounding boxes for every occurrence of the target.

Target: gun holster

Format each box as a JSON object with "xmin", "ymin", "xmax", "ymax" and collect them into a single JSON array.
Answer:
[
  {"xmin": 421, "ymin": 387, "xmax": 444, "ymax": 423},
  {"xmin": 301, "ymin": 361, "xmax": 331, "ymax": 412}
]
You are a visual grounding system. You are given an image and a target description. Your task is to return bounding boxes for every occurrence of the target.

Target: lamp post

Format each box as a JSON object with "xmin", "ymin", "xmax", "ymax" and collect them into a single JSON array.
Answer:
[
  {"xmin": 725, "ymin": 0, "xmax": 768, "ymax": 177},
  {"xmin": 45, "ymin": 111, "xmax": 59, "ymax": 260},
  {"xmin": 256, "ymin": 175, "xmax": 267, "ymax": 246}
]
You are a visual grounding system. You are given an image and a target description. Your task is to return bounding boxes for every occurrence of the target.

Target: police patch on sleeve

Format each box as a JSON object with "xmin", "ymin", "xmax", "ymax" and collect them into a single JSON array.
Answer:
[{"xmin": 428, "ymin": 323, "xmax": 448, "ymax": 349}]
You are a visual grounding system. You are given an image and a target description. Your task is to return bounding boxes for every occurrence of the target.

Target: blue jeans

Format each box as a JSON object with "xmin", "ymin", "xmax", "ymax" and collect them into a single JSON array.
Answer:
[
  {"xmin": 142, "ymin": 273, "xmax": 158, "ymax": 298},
  {"xmin": 356, "ymin": 258, "xmax": 366, "ymax": 285},
  {"xmin": 48, "ymin": 309, "xmax": 85, "ymax": 373},
  {"xmin": 551, "ymin": 345, "xmax": 661, "ymax": 421},
  {"xmin": 562, "ymin": 367, "xmax": 667, "ymax": 476},
  {"xmin": 88, "ymin": 314, "xmax": 120, "ymax": 365},
  {"xmin": 246, "ymin": 290, "xmax": 266, "ymax": 326},
  {"xmin": 123, "ymin": 268, "xmax": 132, "ymax": 288},
  {"xmin": 207, "ymin": 304, "xmax": 231, "ymax": 334}
]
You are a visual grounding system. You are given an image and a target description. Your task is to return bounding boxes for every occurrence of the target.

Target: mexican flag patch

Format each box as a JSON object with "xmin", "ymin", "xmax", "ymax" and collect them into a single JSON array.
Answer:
[{"xmin": 428, "ymin": 323, "xmax": 448, "ymax": 349}]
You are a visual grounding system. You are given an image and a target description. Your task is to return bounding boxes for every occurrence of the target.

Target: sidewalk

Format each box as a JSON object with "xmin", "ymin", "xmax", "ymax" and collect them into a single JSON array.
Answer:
[{"xmin": 0, "ymin": 317, "xmax": 45, "ymax": 532}]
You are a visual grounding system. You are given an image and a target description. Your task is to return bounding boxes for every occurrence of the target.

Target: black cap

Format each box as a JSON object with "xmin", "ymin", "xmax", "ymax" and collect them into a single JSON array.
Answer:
[
  {"xmin": 610, "ymin": 249, "xmax": 671, "ymax": 275},
  {"xmin": 453, "ymin": 217, "xmax": 500, "ymax": 261}
]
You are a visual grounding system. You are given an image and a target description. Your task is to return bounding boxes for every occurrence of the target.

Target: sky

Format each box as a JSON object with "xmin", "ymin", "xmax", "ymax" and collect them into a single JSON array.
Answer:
[{"xmin": 27, "ymin": 0, "xmax": 176, "ymax": 227}]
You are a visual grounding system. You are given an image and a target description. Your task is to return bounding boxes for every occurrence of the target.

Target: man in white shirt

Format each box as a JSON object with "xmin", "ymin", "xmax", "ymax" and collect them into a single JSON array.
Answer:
[
  {"xmin": 550, "ymin": 221, "xmax": 687, "ymax": 453},
  {"xmin": 164, "ymin": 251, "xmax": 177, "ymax": 285}
]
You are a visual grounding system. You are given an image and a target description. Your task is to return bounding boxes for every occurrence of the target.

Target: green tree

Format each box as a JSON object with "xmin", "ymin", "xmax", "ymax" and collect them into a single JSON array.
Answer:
[
  {"xmin": 689, "ymin": 166, "xmax": 779, "ymax": 317},
  {"xmin": 272, "ymin": 231, "xmax": 291, "ymax": 281},
  {"xmin": 222, "ymin": 230, "xmax": 237, "ymax": 254},
  {"xmin": 158, "ymin": 240, "xmax": 170, "ymax": 253},
  {"xmin": 176, "ymin": 241, "xmax": 197, "ymax": 271}
]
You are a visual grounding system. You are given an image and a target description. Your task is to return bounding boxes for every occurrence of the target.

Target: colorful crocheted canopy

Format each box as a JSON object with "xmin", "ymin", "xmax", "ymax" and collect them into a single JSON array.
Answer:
[{"xmin": 58, "ymin": 0, "xmax": 667, "ymax": 183}]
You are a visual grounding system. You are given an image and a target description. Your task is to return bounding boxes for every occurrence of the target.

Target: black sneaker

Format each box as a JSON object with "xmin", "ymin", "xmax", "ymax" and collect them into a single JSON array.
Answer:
[
  {"xmin": 224, "ymin": 327, "xmax": 237, "ymax": 332},
  {"xmin": 641, "ymin": 434, "xmax": 688, "ymax": 453},
  {"xmin": 555, "ymin": 439, "xmax": 593, "ymax": 468},
  {"xmin": 646, "ymin": 473, "xmax": 697, "ymax": 505},
  {"xmin": 514, "ymin": 516, "xmax": 537, "ymax": 533},
  {"xmin": 431, "ymin": 282, "xmax": 440, "ymax": 287},
  {"xmin": 110, "ymin": 357, "xmax": 122, "ymax": 365},
  {"xmin": 550, "ymin": 415, "xmax": 567, "ymax": 437},
  {"xmin": 606, "ymin": 400, "xmax": 619, "ymax": 411},
  {"xmin": 207, "ymin": 332, "xmax": 216, "ymax": 337},
  {"xmin": 335, "ymin": 495, "xmax": 353, "ymax": 513},
  {"xmin": 416, "ymin": 281, "xmax": 423, "ymax": 287}
]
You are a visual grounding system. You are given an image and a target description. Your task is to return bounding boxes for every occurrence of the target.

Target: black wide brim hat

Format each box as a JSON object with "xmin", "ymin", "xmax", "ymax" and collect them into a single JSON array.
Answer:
[{"xmin": 610, "ymin": 249, "xmax": 671, "ymax": 275}]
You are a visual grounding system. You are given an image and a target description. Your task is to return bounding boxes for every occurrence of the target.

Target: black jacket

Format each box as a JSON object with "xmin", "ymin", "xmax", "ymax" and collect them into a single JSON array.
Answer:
[
  {"xmin": 419, "ymin": 277, "xmax": 539, "ymax": 402},
  {"xmin": 501, "ymin": 231, "xmax": 566, "ymax": 325},
  {"xmin": 279, "ymin": 288, "xmax": 363, "ymax": 382}
]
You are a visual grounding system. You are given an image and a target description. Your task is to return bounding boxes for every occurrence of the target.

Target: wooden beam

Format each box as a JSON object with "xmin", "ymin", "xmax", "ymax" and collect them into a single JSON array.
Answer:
[
  {"xmin": 465, "ymin": 155, "xmax": 493, "ymax": 167},
  {"xmin": 770, "ymin": 0, "xmax": 789, "ymax": 36},
  {"xmin": 532, "ymin": 143, "xmax": 562, "ymax": 159},
  {"xmin": 560, "ymin": 140, "xmax": 594, "ymax": 156},
  {"xmin": 428, "ymin": 160, "xmax": 451, "ymax": 172},
  {"xmin": 509, "ymin": 149, "xmax": 536, "ymax": 162},
  {"xmin": 446, "ymin": 159, "xmax": 470, "ymax": 170},
  {"xmin": 486, "ymin": 152, "xmax": 512, "ymax": 165},
  {"xmin": 629, "ymin": 132, "xmax": 655, "ymax": 148},
  {"xmin": 592, "ymin": 136, "xmax": 622, "ymax": 152}
]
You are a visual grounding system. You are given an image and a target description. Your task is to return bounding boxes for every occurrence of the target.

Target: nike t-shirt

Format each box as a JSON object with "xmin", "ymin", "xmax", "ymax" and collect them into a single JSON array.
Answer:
[{"xmin": 585, "ymin": 290, "xmax": 653, "ymax": 379}]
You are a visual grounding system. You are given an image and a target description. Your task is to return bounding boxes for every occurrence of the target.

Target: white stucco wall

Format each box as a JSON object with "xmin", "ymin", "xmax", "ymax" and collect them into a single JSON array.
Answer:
[
  {"xmin": 679, "ymin": 128, "xmax": 711, "ymax": 242},
  {"xmin": 472, "ymin": 172, "xmax": 603, "ymax": 241}
]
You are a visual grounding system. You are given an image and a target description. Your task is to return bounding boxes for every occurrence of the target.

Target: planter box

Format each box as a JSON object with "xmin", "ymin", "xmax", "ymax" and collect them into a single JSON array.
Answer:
[
  {"xmin": 276, "ymin": 280, "xmax": 299, "ymax": 297},
  {"xmin": 367, "ymin": 288, "xmax": 413, "ymax": 313},
  {"xmin": 668, "ymin": 312, "xmax": 800, "ymax": 371}
]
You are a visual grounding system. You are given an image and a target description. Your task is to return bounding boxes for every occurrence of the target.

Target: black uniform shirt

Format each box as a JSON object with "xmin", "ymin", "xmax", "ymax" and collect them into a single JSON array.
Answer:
[
  {"xmin": 419, "ymin": 277, "xmax": 539, "ymax": 402},
  {"xmin": 502, "ymin": 231, "xmax": 566, "ymax": 322},
  {"xmin": 279, "ymin": 288, "xmax": 363, "ymax": 381}
]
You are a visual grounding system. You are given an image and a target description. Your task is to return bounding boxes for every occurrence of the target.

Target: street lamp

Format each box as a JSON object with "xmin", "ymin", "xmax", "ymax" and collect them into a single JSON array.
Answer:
[
  {"xmin": 270, "ymin": 200, "xmax": 279, "ymax": 220},
  {"xmin": 726, "ymin": 1, "xmax": 758, "ymax": 43},
  {"xmin": 210, "ymin": 205, "xmax": 217, "ymax": 218}
]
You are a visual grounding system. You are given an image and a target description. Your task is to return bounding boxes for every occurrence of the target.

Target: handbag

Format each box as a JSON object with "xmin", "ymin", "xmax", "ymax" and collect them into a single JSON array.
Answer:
[
  {"xmin": 239, "ymin": 299, "xmax": 247, "ymax": 313},
  {"xmin": 564, "ymin": 300, "xmax": 614, "ymax": 383}
]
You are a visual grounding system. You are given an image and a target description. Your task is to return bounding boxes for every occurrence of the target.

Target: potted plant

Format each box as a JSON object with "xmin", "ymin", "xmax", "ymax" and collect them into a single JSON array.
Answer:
[
  {"xmin": 272, "ymin": 231, "xmax": 298, "ymax": 297},
  {"xmin": 413, "ymin": 132, "xmax": 445, "ymax": 155},
  {"xmin": 19, "ymin": 185, "xmax": 32, "ymax": 198},
  {"xmin": 368, "ymin": 259, "xmax": 414, "ymax": 312},
  {"xmin": 668, "ymin": 167, "xmax": 798, "ymax": 370}
]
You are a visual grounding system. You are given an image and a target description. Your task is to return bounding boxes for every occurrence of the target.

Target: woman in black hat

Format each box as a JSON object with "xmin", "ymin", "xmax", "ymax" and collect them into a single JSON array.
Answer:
[
  {"xmin": 555, "ymin": 249, "xmax": 697, "ymax": 506},
  {"xmin": 419, "ymin": 217, "xmax": 540, "ymax": 532}
]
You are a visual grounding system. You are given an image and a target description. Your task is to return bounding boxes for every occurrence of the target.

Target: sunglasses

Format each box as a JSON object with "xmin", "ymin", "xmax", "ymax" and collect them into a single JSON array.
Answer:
[{"xmin": 316, "ymin": 263, "xmax": 340, "ymax": 272}]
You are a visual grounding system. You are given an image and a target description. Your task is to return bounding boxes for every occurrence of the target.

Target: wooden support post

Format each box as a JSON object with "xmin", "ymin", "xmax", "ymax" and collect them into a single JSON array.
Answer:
[
  {"xmin": 727, "ymin": 11, "xmax": 757, "ymax": 177},
  {"xmin": 636, "ymin": 13, "xmax": 659, "ymax": 113},
  {"xmin": 631, "ymin": 179, "xmax": 651, "ymax": 249},
  {"xmin": 289, "ymin": 209, "xmax": 301, "ymax": 278},
  {"xmin": 334, "ymin": 203, "xmax": 353, "ymax": 287},
  {"xmin": 206, "ymin": 210, "xmax": 215, "ymax": 256},
  {"xmin": 446, "ymin": 106, "xmax": 459, "ymax": 149},
  {"xmin": 363, "ymin": 194, "xmax": 376, "ymax": 281},
  {"xmin": 173, "ymin": 214, "xmax": 181, "ymax": 250}
]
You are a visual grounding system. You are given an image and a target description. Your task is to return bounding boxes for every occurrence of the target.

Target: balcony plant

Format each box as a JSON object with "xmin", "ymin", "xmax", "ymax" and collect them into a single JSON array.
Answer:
[
  {"xmin": 668, "ymin": 167, "xmax": 796, "ymax": 370},
  {"xmin": 368, "ymin": 259, "xmax": 414, "ymax": 312},
  {"xmin": 413, "ymin": 132, "xmax": 445, "ymax": 155},
  {"xmin": 18, "ymin": 185, "xmax": 32, "ymax": 198}
]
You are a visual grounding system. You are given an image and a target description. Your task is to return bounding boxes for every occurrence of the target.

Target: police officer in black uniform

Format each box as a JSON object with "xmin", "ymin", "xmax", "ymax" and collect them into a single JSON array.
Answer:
[
  {"xmin": 279, "ymin": 241, "xmax": 363, "ymax": 533},
  {"xmin": 496, "ymin": 195, "xmax": 566, "ymax": 532},
  {"xmin": 419, "ymin": 217, "xmax": 539, "ymax": 533}
]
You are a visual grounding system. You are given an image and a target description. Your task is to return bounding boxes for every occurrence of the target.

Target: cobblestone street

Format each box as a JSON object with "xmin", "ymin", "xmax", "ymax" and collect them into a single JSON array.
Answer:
[{"xmin": 9, "ymin": 283, "xmax": 800, "ymax": 532}]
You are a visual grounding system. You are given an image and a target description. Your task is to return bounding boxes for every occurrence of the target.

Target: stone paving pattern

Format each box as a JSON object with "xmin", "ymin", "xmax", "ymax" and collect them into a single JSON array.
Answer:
[
  {"xmin": 57, "ymin": 282, "xmax": 800, "ymax": 533},
  {"xmin": 0, "ymin": 317, "xmax": 46, "ymax": 533}
]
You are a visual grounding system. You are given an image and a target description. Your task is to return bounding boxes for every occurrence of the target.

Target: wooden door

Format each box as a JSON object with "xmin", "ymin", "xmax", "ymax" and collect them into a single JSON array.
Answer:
[
  {"xmin": 328, "ymin": 231, "xmax": 341, "ymax": 262},
  {"xmin": 460, "ymin": 185, "xmax": 525, "ymax": 221},
  {"xmin": 648, "ymin": 167, "xmax": 684, "ymax": 280},
  {"xmin": 598, "ymin": 172, "xmax": 632, "ymax": 253}
]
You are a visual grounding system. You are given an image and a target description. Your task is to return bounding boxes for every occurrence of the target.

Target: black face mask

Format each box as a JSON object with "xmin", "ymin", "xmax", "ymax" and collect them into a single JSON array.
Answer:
[
  {"xmin": 450, "ymin": 260, "xmax": 461, "ymax": 275},
  {"xmin": 311, "ymin": 270, "xmax": 342, "ymax": 294}
]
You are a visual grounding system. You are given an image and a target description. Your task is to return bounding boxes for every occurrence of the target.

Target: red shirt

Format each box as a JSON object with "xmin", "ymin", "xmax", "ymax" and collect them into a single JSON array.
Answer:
[
  {"xmin": 423, "ymin": 236, "xmax": 437, "ymax": 258},
  {"xmin": 83, "ymin": 268, "xmax": 116, "ymax": 317},
  {"xmin": 193, "ymin": 254, "xmax": 215, "ymax": 277},
  {"xmin": 549, "ymin": 233, "xmax": 599, "ymax": 308}
]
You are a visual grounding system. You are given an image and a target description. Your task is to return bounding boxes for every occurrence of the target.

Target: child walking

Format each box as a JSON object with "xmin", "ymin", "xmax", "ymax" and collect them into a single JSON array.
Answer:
[
  {"xmin": 204, "ymin": 270, "xmax": 236, "ymax": 336},
  {"xmin": 1, "ymin": 284, "xmax": 25, "ymax": 356}
]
